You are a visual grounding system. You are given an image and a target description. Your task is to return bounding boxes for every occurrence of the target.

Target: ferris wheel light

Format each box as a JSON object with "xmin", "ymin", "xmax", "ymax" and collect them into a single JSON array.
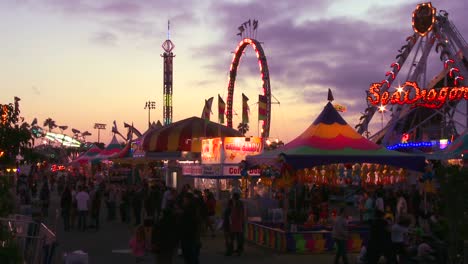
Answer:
[
  {"xmin": 396, "ymin": 86, "xmax": 404, "ymax": 93},
  {"xmin": 378, "ymin": 105, "xmax": 386, "ymax": 112}
]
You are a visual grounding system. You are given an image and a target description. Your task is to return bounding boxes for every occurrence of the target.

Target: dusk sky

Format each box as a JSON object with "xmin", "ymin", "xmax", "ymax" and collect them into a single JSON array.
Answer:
[{"xmin": 1, "ymin": 0, "xmax": 467, "ymax": 144}]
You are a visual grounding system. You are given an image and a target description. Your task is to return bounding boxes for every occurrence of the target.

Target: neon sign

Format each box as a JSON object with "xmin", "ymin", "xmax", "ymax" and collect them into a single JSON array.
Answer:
[
  {"xmin": 367, "ymin": 81, "xmax": 468, "ymax": 109},
  {"xmin": 412, "ymin": 2, "xmax": 436, "ymax": 37}
]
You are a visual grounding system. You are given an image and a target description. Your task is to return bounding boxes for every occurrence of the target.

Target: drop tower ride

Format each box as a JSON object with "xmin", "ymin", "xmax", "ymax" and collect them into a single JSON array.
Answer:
[{"xmin": 162, "ymin": 20, "xmax": 175, "ymax": 126}]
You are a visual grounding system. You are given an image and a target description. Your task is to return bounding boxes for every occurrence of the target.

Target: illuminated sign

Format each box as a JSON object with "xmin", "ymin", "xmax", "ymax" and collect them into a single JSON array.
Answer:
[
  {"xmin": 223, "ymin": 137, "xmax": 263, "ymax": 164},
  {"xmin": 201, "ymin": 138, "xmax": 223, "ymax": 164},
  {"xmin": 201, "ymin": 137, "xmax": 263, "ymax": 164},
  {"xmin": 412, "ymin": 2, "xmax": 436, "ymax": 37},
  {"xmin": 439, "ymin": 139, "xmax": 449, "ymax": 149},
  {"xmin": 367, "ymin": 81, "xmax": 468, "ymax": 109},
  {"xmin": 223, "ymin": 165, "xmax": 260, "ymax": 176}
]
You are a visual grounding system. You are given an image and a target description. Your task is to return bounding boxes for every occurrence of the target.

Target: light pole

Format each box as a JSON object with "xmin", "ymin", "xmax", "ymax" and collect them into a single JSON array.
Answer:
[
  {"xmin": 94, "ymin": 123, "xmax": 106, "ymax": 144},
  {"xmin": 144, "ymin": 101, "xmax": 156, "ymax": 128}
]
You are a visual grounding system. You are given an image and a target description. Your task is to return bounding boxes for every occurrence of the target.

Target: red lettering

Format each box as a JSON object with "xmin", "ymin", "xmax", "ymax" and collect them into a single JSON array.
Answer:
[
  {"xmin": 367, "ymin": 81, "xmax": 468, "ymax": 110},
  {"xmin": 367, "ymin": 83, "xmax": 381, "ymax": 105}
]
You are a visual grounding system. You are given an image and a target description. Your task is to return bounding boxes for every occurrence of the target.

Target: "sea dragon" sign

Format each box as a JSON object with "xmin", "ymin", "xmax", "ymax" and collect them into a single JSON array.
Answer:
[{"xmin": 367, "ymin": 81, "xmax": 468, "ymax": 109}]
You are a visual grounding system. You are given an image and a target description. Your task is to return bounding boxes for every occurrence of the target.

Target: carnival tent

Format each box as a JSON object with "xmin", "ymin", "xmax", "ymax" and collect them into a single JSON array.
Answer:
[
  {"xmin": 70, "ymin": 145, "xmax": 102, "ymax": 165},
  {"xmin": 143, "ymin": 116, "xmax": 242, "ymax": 153},
  {"xmin": 247, "ymin": 102, "xmax": 426, "ymax": 172},
  {"xmin": 94, "ymin": 135, "xmax": 123, "ymax": 161}
]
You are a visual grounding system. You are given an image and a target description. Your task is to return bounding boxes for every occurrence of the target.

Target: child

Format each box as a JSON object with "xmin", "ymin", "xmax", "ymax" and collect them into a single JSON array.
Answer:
[{"xmin": 129, "ymin": 225, "xmax": 146, "ymax": 263}]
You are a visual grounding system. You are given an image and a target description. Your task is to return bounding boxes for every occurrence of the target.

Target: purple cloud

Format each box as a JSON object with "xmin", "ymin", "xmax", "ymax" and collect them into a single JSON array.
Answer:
[
  {"xmin": 97, "ymin": 1, "xmax": 140, "ymax": 16},
  {"xmin": 90, "ymin": 31, "xmax": 118, "ymax": 46}
]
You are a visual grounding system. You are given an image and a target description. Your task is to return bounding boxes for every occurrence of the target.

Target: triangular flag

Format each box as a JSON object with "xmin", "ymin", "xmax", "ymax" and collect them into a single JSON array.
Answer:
[{"xmin": 218, "ymin": 94, "xmax": 226, "ymax": 124}]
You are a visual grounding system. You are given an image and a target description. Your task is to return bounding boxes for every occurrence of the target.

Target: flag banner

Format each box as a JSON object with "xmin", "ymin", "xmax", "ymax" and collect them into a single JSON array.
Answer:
[
  {"xmin": 201, "ymin": 97, "xmax": 214, "ymax": 121},
  {"xmin": 218, "ymin": 95, "xmax": 226, "ymax": 124},
  {"xmin": 258, "ymin": 95, "xmax": 267, "ymax": 121},
  {"xmin": 242, "ymin": 93, "xmax": 249, "ymax": 124}
]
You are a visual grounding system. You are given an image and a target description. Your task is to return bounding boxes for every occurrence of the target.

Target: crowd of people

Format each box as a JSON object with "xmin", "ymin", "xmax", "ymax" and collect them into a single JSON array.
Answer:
[
  {"xmin": 331, "ymin": 185, "xmax": 447, "ymax": 264},
  {"xmin": 16, "ymin": 172, "xmax": 247, "ymax": 264},
  {"xmin": 14, "ymin": 166, "xmax": 453, "ymax": 264}
]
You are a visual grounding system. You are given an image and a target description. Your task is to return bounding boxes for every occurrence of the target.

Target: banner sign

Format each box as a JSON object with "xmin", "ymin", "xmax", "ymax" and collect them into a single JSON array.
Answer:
[
  {"xmin": 182, "ymin": 165, "xmax": 203, "ymax": 176},
  {"xmin": 182, "ymin": 165, "xmax": 222, "ymax": 176},
  {"xmin": 201, "ymin": 137, "xmax": 223, "ymax": 164},
  {"xmin": 223, "ymin": 165, "xmax": 261, "ymax": 176},
  {"xmin": 223, "ymin": 137, "xmax": 263, "ymax": 164}
]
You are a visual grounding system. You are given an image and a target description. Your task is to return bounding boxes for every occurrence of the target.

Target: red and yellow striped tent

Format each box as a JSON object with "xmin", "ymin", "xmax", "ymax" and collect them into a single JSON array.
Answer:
[{"xmin": 143, "ymin": 116, "xmax": 242, "ymax": 152}]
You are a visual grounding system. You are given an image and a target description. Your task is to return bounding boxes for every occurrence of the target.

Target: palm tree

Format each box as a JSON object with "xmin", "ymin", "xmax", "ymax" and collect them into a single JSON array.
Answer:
[
  {"xmin": 43, "ymin": 118, "xmax": 57, "ymax": 133},
  {"xmin": 237, "ymin": 122, "xmax": 249, "ymax": 136}
]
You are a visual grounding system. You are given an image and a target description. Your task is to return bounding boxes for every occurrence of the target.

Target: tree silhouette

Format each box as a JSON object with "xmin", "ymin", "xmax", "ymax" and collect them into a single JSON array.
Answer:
[
  {"xmin": 237, "ymin": 123, "xmax": 249, "ymax": 136},
  {"xmin": 43, "ymin": 118, "xmax": 57, "ymax": 132},
  {"xmin": 0, "ymin": 97, "xmax": 33, "ymax": 165}
]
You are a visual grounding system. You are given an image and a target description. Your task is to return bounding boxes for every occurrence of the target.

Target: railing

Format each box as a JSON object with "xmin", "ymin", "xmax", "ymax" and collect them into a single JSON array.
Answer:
[{"xmin": 0, "ymin": 215, "xmax": 57, "ymax": 264}]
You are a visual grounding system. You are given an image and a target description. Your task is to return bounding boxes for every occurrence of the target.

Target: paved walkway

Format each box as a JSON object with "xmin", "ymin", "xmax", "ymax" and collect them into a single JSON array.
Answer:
[{"xmin": 44, "ymin": 191, "xmax": 353, "ymax": 264}]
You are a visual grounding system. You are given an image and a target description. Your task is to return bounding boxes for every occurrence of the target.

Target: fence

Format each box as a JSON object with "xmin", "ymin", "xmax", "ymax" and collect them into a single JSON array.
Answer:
[{"xmin": 0, "ymin": 214, "xmax": 57, "ymax": 264}]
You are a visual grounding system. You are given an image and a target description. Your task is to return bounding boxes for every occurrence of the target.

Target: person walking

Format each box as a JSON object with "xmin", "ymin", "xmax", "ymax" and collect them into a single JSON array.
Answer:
[
  {"xmin": 152, "ymin": 201, "xmax": 179, "ymax": 264},
  {"xmin": 332, "ymin": 207, "xmax": 349, "ymax": 264},
  {"xmin": 90, "ymin": 187, "xmax": 102, "ymax": 230},
  {"xmin": 367, "ymin": 210, "xmax": 393, "ymax": 263},
  {"xmin": 229, "ymin": 192, "xmax": 245, "ymax": 256},
  {"xmin": 129, "ymin": 225, "xmax": 147, "ymax": 263},
  {"xmin": 179, "ymin": 193, "xmax": 201, "ymax": 264},
  {"xmin": 223, "ymin": 199, "xmax": 233, "ymax": 256},
  {"xmin": 76, "ymin": 186, "xmax": 90, "ymax": 232},
  {"xmin": 39, "ymin": 181, "xmax": 50, "ymax": 218},
  {"xmin": 205, "ymin": 190, "xmax": 217, "ymax": 237},
  {"xmin": 132, "ymin": 185, "xmax": 143, "ymax": 226},
  {"xmin": 391, "ymin": 216, "xmax": 409, "ymax": 263},
  {"xmin": 60, "ymin": 186, "xmax": 72, "ymax": 232}
]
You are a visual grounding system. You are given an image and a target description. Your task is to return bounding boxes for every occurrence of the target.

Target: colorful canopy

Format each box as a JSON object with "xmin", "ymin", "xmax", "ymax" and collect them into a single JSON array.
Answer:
[
  {"xmin": 71, "ymin": 145, "xmax": 102, "ymax": 165},
  {"xmin": 247, "ymin": 102, "xmax": 426, "ymax": 172},
  {"xmin": 143, "ymin": 116, "xmax": 242, "ymax": 152},
  {"xmin": 95, "ymin": 135, "xmax": 123, "ymax": 160}
]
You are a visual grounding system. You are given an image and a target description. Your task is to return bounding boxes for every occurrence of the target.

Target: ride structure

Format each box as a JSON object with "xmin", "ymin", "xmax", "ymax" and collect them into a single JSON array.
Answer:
[
  {"xmin": 226, "ymin": 19, "xmax": 272, "ymax": 139},
  {"xmin": 356, "ymin": 2, "xmax": 468, "ymax": 145},
  {"xmin": 162, "ymin": 20, "xmax": 175, "ymax": 126}
]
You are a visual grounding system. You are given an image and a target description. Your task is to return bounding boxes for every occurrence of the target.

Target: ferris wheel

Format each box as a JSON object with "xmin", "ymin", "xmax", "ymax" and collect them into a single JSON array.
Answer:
[
  {"xmin": 225, "ymin": 19, "xmax": 272, "ymax": 139},
  {"xmin": 356, "ymin": 2, "xmax": 468, "ymax": 145}
]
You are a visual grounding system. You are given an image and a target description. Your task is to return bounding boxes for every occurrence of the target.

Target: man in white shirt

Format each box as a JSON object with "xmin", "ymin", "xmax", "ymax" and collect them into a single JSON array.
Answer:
[
  {"xmin": 76, "ymin": 186, "xmax": 90, "ymax": 231},
  {"xmin": 375, "ymin": 194, "xmax": 384, "ymax": 213}
]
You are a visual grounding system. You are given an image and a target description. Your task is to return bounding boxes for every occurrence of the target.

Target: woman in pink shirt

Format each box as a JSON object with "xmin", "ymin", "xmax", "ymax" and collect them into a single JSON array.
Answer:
[{"xmin": 129, "ymin": 225, "xmax": 146, "ymax": 263}]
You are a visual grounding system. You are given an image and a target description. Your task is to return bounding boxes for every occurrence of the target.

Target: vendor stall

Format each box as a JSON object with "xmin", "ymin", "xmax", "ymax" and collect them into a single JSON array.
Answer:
[{"xmin": 244, "ymin": 98, "xmax": 426, "ymax": 253}]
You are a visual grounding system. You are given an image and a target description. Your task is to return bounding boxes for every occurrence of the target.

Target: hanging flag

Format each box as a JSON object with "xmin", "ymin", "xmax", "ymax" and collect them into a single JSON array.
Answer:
[
  {"xmin": 253, "ymin": 20, "xmax": 258, "ymax": 30},
  {"xmin": 258, "ymin": 95, "xmax": 267, "ymax": 121},
  {"xmin": 242, "ymin": 93, "xmax": 249, "ymax": 124},
  {"xmin": 201, "ymin": 97, "xmax": 214, "ymax": 121},
  {"xmin": 218, "ymin": 94, "xmax": 226, "ymax": 124}
]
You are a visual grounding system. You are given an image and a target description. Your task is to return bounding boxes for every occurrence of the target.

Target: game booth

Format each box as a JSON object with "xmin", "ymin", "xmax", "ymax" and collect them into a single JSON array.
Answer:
[{"xmin": 244, "ymin": 100, "xmax": 426, "ymax": 253}]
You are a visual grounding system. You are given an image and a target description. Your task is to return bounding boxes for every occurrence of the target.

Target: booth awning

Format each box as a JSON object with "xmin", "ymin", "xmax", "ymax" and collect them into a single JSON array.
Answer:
[{"xmin": 143, "ymin": 116, "xmax": 242, "ymax": 152}]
